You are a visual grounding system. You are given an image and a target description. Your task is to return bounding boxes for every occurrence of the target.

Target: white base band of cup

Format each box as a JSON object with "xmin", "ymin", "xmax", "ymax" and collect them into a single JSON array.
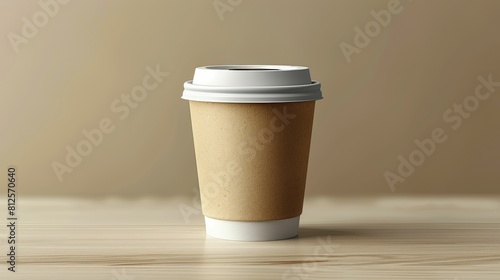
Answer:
[{"xmin": 204, "ymin": 216, "xmax": 300, "ymax": 241}]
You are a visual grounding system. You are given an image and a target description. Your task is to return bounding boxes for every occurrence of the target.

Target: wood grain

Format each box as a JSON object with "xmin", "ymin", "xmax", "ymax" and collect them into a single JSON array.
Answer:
[{"xmin": 1, "ymin": 196, "xmax": 499, "ymax": 279}]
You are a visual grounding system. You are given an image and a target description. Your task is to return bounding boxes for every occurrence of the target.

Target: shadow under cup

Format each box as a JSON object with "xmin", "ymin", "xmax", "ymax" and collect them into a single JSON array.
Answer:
[{"xmin": 182, "ymin": 65, "xmax": 322, "ymax": 241}]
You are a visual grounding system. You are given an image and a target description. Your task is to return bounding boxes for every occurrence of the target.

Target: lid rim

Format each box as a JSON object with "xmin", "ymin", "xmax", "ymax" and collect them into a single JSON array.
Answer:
[{"xmin": 183, "ymin": 80, "xmax": 320, "ymax": 92}]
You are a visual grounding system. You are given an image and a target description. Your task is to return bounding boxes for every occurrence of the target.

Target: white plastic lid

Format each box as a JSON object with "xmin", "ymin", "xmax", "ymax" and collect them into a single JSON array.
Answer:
[{"xmin": 182, "ymin": 65, "xmax": 322, "ymax": 103}]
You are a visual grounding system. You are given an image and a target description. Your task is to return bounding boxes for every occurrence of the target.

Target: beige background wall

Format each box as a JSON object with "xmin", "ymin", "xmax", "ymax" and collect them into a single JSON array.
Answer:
[{"xmin": 1, "ymin": 0, "xmax": 499, "ymax": 197}]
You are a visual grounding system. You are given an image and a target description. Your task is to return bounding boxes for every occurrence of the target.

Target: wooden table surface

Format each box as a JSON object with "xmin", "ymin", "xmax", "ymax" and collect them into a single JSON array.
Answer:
[{"xmin": 1, "ymin": 196, "xmax": 499, "ymax": 280}]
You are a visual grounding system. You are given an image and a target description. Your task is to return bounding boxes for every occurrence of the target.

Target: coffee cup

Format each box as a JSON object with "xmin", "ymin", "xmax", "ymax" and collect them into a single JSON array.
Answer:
[{"xmin": 182, "ymin": 65, "xmax": 322, "ymax": 241}]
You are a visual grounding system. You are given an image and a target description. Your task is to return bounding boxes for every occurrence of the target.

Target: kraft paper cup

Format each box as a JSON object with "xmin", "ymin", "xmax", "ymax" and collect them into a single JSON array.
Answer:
[{"xmin": 182, "ymin": 65, "xmax": 322, "ymax": 241}]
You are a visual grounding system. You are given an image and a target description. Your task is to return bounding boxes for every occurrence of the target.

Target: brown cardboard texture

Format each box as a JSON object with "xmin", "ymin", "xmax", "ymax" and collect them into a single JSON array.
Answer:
[{"xmin": 189, "ymin": 101, "xmax": 315, "ymax": 221}]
